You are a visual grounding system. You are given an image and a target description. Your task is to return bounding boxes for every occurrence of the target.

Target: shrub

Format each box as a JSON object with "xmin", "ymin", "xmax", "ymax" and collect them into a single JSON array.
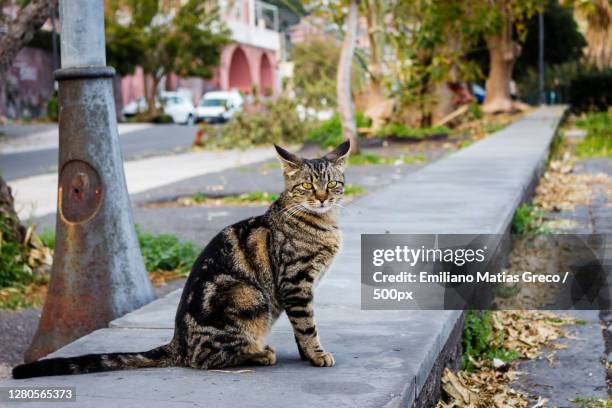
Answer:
[
  {"xmin": 136, "ymin": 227, "xmax": 199, "ymax": 275},
  {"xmin": 19, "ymin": 227, "xmax": 199, "ymax": 278},
  {"xmin": 307, "ymin": 112, "xmax": 371, "ymax": 148},
  {"xmin": 38, "ymin": 228, "xmax": 56, "ymax": 250},
  {"xmin": 569, "ymin": 70, "xmax": 612, "ymax": 113},
  {"xmin": 519, "ymin": 62, "xmax": 612, "ymax": 111},
  {"xmin": 151, "ymin": 114, "xmax": 174, "ymax": 124},
  {"xmin": 199, "ymin": 97, "xmax": 309, "ymax": 149},
  {"xmin": 0, "ymin": 214, "xmax": 31, "ymax": 289},
  {"xmin": 511, "ymin": 203, "xmax": 545, "ymax": 235},
  {"xmin": 461, "ymin": 311, "xmax": 519, "ymax": 371}
]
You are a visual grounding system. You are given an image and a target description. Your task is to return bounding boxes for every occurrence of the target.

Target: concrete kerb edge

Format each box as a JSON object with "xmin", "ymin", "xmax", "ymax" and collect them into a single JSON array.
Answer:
[{"xmin": 407, "ymin": 107, "xmax": 567, "ymax": 407}]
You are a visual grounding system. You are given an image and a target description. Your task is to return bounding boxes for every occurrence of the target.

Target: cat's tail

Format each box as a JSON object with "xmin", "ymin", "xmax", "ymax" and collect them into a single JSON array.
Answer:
[{"xmin": 12, "ymin": 344, "xmax": 174, "ymax": 379}]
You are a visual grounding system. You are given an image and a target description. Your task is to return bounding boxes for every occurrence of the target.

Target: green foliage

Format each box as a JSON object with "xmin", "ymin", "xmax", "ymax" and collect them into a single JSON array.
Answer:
[
  {"xmin": 375, "ymin": 123, "xmax": 450, "ymax": 139},
  {"xmin": 569, "ymin": 70, "xmax": 612, "ymax": 113},
  {"xmin": 151, "ymin": 114, "xmax": 174, "ymax": 124},
  {"xmin": 291, "ymin": 39, "xmax": 340, "ymax": 110},
  {"xmin": 38, "ymin": 228, "xmax": 55, "ymax": 250},
  {"xmin": 519, "ymin": 62, "xmax": 612, "ymax": 110},
  {"xmin": 549, "ymin": 131, "xmax": 565, "ymax": 160},
  {"xmin": 105, "ymin": 0, "xmax": 230, "ymax": 115},
  {"xmin": 483, "ymin": 123, "xmax": 504, "ymax": 134},
  {"xmin": 511, "ymin": 203, "xmax": 545, "ymax": 235},
  {"xmin": 0, "ymin": 215, "xmax": 31, "ymax": 289},
  {"xmin": 105, "ymin": 20, "xmax": 145, "ymax": 76},
  {"xmin": 222, "ymin": 191, "xmax": 279, "ymax": 204},
  {"xmin": 136, "ymin": 227, "xmax": 198, "ymax": 275},
  {"xmin": 46, "ymin": 92, "xmax": 58, "ymax": 122},
  {"xmin": 574, "ymin": 112, "xmax": 611, "ymax": 158},
  {"xmin": 343, "ymin": 184, "xmax": 367, "ymax": 196},
  {"xmin": 461, "ymin": 311, "xmax": 519, "ymax": 371},
  {"xmin": 468, "ymin": 102, "xmax": 483, "ymax": 120},
  {"xmin": 348, "ymin": 153, "xmax": 426, "ymax": 166},
  {"xmin": 307, "ymin": 112, "xmax": 371, "ymax": 148},
  {"xmin": 514, "ymin": 0, "xmax": 586, "ymax": 79},
  {"xmin": 569, "ymin": 397, "xmax": 611, "ymax": 408},
  {"xmin": 199, "ymin": 97, "xmax": 309, "ymax": 149}
]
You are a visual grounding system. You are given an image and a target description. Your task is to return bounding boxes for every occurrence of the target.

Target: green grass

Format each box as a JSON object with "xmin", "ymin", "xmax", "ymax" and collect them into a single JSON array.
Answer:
[
  {"xmin": 38, "ymin": 228, "xmax": 56, "ymax": 250},
  {"xmin": 259, "ymin": 162, "xmax": 280, "ymax": 170},
  {"xmin": 574, "ymin": 112, "xmax": 611, "ymax": 158},
  {"xmin": 375, "ymin": 123, "xmax": 450, "ymax": 139},
  {"xmin": 511, "ymin": 203, "xmax": 547, "ymax": 235},
  {"xmin": 483, "ymin": 123, "xmax": 505, "ymax": 134},
  {"xmin": 348, "ymin": 153, "xmax": 426, "ymax": 166},
  {"xmin": 457, "ymin": 139, "xmax": 474, "ymax": 149},
  {"xmin": 222, "ymin": 191, "xmax": 280, "ymax": 204},
  {"xmin": 574, "ymin": 319, "xmax": 587, "ymax": 325},
  {"xmin": 461, "ymin": 311, "xmax": 520, "ymax": 371},
  {"xmin": 343, "ymin": 184, "xmax": 367, "ymax": 196},
  {"xmin": 570, "ymin": 397, "xmax": 611, "ymax": 408}
]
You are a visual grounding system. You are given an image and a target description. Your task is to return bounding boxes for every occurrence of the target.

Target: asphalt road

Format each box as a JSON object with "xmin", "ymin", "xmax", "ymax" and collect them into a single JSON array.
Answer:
[{"xmin": 0, "ymin": 124, "xmax": 198, "ymax": 181}]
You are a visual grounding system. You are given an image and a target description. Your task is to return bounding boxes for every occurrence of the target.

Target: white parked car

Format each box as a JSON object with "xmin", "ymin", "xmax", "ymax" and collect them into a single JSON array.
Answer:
[
  {"xmin": 196, "ymin": 91, "xmax": 243, "ymax": 123},
  {"xmin": 122, "ymin": 92, "xmax": 196, "ymax": 125},
  {"xmin": 160, "ymin": 92, "xmax": 196, "ymax": 125}
]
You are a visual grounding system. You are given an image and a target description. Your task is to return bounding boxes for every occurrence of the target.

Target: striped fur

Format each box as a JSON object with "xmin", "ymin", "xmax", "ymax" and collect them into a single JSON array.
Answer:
[{"xmin": 13, "ymin": 140, "xmax": 350, "ymax": 378}]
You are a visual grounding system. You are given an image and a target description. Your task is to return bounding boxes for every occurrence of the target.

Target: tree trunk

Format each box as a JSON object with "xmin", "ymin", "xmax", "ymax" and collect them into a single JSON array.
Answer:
[
  {"xmin": 584, "ymin": 0, "xmax": 612, "ymax": 69},
  {"xmin": 0, "ymin": 0, "xmax": 58, "ymax": 74},
  {"xmin": 0, "ymin": 0, "xmax": 56, "ymax": 239},
  {"xmin": 482, "ymin": 1, "xmax": 521, "ymax": 114},
  {"xmin": 144, "ymin": 74, "xmax": 160, "ymax": 120},
  {"xmin": 336, "ymin": 0, "xmax": 360, "ymax": 154},
  {"xmin": 0, "ymin": 176, "xmax": 26, "ymax": 244}
]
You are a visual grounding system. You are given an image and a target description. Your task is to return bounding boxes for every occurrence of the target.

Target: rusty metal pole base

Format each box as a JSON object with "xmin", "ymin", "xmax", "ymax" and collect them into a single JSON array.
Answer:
[{"xmin": 25, "ymin": 66, "xmax": 155, "ymax": 362}]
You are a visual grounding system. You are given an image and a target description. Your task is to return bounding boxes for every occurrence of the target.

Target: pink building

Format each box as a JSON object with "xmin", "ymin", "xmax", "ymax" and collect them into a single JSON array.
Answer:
[{"xmin": 121, "ymin": 0, "xmax": 282, "ymax": 108}]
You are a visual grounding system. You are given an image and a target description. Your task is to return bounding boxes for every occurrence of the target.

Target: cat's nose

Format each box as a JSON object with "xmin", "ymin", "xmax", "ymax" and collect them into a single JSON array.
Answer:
[{"xmin": 315, "ymin": 191, "xmax": 327, "ymax": 203}]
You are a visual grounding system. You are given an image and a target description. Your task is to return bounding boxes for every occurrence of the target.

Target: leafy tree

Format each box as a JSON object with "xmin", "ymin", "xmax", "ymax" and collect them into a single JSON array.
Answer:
[
  {"xmin": 292, "ymin": 39, "xmax": 341, "ymax": 110},
  {"xmin": 567, "ymin": 0, "xmax": 612, "ymax": 69},
  {"xmin": 478, "ymin": 0, "xmax": 545, "ymax": 113},
  {"xmin": 0, "ymin": 0, "xmax": 57, "ymax": 74},
  {"xmin": 105, "ymin": 0, "xmax": 231, "ymax": 117},
  {"xmin": 514, "ymin": 0, "xmax": 586, "ymax": 79},
  {"xmin": 384, "ymin": 0, "xmax": 482, "ymax": 124},
  {"xmin": 306, "ymin": 0, "xmax": 362, "ymax": 152}
]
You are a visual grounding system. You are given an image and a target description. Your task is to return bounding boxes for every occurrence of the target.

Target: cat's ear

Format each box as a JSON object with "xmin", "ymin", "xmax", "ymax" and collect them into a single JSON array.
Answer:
[
  {"xmin": 325, "ymin": 139, "xmax": 351, "ymax": 169},
  {"xmin": 274, "ymin": 144, "xmax": 302, "ymax": 175}
]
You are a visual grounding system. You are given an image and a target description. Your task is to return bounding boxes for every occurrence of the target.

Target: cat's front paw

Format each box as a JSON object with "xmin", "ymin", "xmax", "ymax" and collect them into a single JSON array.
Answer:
[{"xmin": 308, "ymin": 351, "xmax": 335, "ymax": 367}]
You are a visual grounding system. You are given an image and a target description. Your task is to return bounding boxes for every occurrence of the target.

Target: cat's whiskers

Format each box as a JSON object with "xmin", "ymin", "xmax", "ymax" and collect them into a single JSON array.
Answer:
[{"xmin": 279, "ymin": 203, "xmax": 304, "ymax": 218}]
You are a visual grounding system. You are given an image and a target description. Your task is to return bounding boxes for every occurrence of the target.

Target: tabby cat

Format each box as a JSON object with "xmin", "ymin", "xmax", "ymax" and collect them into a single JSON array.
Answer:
[{"xmin": 13, "ymin": 140, "xmax": 350, "ymax": 378}]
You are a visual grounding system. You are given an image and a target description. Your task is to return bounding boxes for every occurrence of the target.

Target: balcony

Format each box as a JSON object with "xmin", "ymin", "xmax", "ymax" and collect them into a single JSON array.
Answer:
[{"xmin": 223, "ymin": 0, "xmax": 281, "ymax": 52}]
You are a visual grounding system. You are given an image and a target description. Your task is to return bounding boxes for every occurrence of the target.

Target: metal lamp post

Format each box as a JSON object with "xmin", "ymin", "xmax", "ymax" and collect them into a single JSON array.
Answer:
[{"xmin": 26, "ymin": 0, "xmax": 155, "ymax": 362}]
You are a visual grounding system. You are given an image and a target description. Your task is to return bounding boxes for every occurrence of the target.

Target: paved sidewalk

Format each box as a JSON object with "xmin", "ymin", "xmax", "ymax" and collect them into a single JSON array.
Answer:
[
  {"xmin": 10, "ymin": 147, "xmax": 277, "ymax": 219},
  {"xmin": 1, "ymin": 106, "xmax": 566, "ymax": 407}
]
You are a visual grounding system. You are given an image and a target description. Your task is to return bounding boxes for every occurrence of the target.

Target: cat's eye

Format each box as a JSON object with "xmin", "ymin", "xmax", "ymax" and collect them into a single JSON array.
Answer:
[
  {"xmin": 302, "ymin": 182, "xmax": 313, "ymax": 190},
  {"xmin": 327, "ymin": 180, "xmax": 337, "ymax": 188}
]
